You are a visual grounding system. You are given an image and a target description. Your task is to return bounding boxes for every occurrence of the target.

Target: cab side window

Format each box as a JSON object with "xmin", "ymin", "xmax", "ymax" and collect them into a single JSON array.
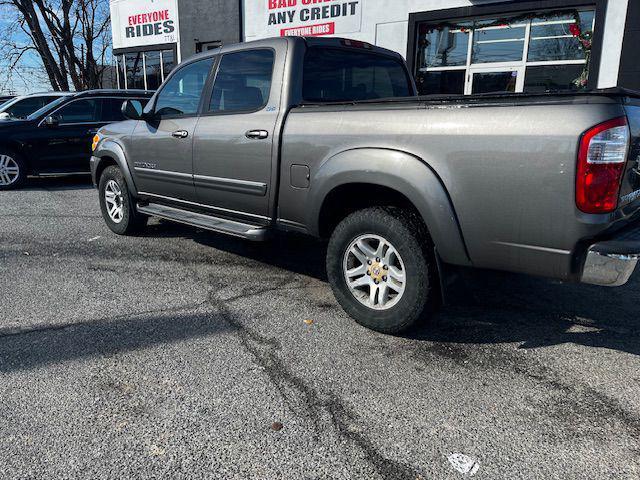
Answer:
[
  {"xmin": 209, "ymin": 50, "xmax": 274, "ymax": 113},
  {"xmin": 154, "ymin": 58, "xmax": 214, "ymax": 117},
  {"xmin": 56, "ymin": 99, "xmax": 101, "ymax": 123}
]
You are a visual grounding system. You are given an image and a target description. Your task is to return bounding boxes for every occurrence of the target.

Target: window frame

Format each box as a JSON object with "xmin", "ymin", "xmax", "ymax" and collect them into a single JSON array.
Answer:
[
  {"xmin": 407, "ymin": 0, "xmax": 608, "ymax": 95},
  {"xmin": 201, "ymin": 47, "xmax": 277, "ymax": 117},
  {"xmin": 148, "ymin": 56, "xmax": 216, "ymax": 120}
]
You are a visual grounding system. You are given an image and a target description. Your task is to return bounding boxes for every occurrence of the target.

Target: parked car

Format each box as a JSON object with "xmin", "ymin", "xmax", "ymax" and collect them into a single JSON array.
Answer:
[
  {"xmin": 0, "ymin": 89, "xmax": 152, "ymax": 189},
  {"xmin": 0, "ymin": 95, "xmax": 16, "ymax": 105},
  {"xmin": 91, "ymin": 37, "xmax": 640, "ymax": 334},
  {"xmin": 0, "ymin": 92, "xmax": 69, "ymax": 121}
]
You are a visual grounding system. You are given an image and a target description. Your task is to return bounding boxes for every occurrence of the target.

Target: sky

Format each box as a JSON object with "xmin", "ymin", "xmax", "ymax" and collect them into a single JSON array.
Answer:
[
  {"xmin": 0, "ymin": 11, "xmax": 56, "ymax": 95},
  {"xmin": 0, "ymin": 2, "xmax": 113, "ymax": 96}
]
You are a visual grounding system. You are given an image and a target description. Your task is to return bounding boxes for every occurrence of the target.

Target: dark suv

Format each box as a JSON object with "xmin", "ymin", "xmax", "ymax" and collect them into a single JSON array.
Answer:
[{"xmin": 0, "ymin": 89, "xmax": 152, "ymax": 190}]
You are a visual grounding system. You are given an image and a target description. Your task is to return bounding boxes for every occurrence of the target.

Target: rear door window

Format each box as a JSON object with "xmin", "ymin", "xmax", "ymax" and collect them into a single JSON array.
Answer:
[
  {"xmin": 208, "ymin": 49, "xmax": 274, "ymax": 113},
  {"xmin": 56, "ymin": 99, "xmax": 101, "ymax": 123},
  {"xmin": 303, "ymin": 48, "xmax": 413, "ymax": 102}
]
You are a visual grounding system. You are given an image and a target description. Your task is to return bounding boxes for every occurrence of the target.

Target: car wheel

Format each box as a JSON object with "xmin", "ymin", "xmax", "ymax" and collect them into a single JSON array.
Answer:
[
  {"xmin": 98, "ymin": 165, "xmax": 147, "ymax": 235},
  {"xmin": 0, "ymin": 151, "xmax": 26, "ymax": 190},
  {"xmin": 326, "ymin": 207, "xmax": 437, "ymax": 334}
]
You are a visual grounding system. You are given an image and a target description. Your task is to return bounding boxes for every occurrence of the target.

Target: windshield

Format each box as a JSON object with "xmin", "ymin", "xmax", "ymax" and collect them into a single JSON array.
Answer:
[{"xmin": 26, "ymin": 96, "xmax": 68, "ymax": 120}]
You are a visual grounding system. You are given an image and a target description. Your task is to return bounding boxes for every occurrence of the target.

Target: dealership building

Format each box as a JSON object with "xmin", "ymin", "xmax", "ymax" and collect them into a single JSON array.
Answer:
[{"xmin": 110, "ymin": 0, "xmax": 639, "ymax": 94}]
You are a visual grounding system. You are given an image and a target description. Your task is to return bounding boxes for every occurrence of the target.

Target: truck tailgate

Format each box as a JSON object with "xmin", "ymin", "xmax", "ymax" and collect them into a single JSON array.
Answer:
[{"xmin": 619, "ymin": 103, "xmax": 640, "ymax": 207}]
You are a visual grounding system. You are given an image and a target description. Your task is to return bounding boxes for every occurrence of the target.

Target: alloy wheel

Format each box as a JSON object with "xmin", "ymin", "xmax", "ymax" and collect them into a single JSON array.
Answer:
[
  {"xmin": 104, "ymin": 179, "xmax": 124, "ymax": 223},
  {"xmin": 342, "ymin": 234, "xmax": 407, "ymax": 310},
  {"xmin": 0, "ymin": 155, "xmax": 20, "ymax": 186}
]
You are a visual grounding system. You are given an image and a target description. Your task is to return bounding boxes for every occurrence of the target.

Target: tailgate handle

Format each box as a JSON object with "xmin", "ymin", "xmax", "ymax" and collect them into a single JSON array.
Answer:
[{"xmin": 245, "ymin": 130, "xmax": 269, "ymax": 140}]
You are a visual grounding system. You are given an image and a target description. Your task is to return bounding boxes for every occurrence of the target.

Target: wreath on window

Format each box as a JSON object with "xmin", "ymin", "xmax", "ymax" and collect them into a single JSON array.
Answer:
[{"xmin": 418, "ymin": 9, "xmax": 594, "ymax": 90}]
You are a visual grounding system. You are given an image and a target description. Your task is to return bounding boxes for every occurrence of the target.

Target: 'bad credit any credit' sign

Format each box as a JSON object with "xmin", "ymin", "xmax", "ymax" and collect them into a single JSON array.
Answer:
[{"xmin": 245, "ymin": 0, "xmax": 362, "ymax": 38}]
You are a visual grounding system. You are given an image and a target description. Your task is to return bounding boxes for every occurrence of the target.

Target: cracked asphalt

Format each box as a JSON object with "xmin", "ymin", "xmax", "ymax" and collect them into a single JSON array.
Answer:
[{"xmin": 1, "ymin": 177, "xmax": 640, "ymax": 479}]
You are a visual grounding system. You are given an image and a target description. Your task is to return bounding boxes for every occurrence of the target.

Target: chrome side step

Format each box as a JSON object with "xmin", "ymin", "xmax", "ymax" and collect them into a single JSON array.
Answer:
[{"xmin": 137, "ymin": 203, "xmax": 269, "ymax": 241}]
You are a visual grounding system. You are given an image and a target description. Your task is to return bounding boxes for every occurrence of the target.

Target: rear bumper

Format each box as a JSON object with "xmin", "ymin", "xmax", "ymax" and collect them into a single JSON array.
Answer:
[{"xmin": 581, "ymin": 226, "xmax": 640, "ymax": 287}]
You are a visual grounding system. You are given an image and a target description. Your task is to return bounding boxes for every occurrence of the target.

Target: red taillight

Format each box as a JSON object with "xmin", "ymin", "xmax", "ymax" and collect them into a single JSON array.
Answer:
[{"xmin": 576, "ymin": 117, "xmax": 630, "ymax": 214}]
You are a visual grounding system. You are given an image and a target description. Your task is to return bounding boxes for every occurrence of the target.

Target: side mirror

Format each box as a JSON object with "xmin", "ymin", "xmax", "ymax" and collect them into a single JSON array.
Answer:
[
  {"xmin": 121, "ymin": 99, "xmax": 145, "ymax": 120},
  {"xmin": 44, "ymin": 115, "xmax": 60, "ymax": 127}
]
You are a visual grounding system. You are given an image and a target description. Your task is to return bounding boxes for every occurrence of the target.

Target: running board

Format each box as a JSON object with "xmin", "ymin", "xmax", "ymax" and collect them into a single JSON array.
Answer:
[{"xmin": 136, "ymin": 203, "xmax": 269, "ymax": 241}]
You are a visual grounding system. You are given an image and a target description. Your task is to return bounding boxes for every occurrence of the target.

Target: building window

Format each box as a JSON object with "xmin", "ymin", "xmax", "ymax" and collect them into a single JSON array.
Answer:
[
  {"xmin": 115, "ymin": 49, "xmax": 177, "ymax": 90},
  {"xmin": 415, "ymin": 9, "xmax": 595, "ymax": 96},
  {"xmin": 161, "ymin": 50, "xmax": 176, "ymax": 78},
  {"xmin": 144, "ymin": 51, "xmax": 162, "ymax": 90},
  {"xmin": 125, "ymin": 53, "xmax": 145, "ymax": 90}
]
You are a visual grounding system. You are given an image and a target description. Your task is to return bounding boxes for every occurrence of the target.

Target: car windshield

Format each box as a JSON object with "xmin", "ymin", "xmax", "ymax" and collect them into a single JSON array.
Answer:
[{"xmin": 26, "ymin": 96, "xmax": 68, "ymax": 120}]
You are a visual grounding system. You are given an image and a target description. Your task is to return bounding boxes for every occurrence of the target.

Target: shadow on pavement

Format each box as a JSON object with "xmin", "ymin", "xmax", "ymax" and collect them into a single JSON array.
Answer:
[
  {"xmin": 134, "ymin": 219, "xmax": 640, "ymax": 356},
  {"xmin": 0, "ymin": 310, "xmax": 235, "ymax": 374},
  {"xmin": 136, "ymin": 220, "xmax": 640, "ymax": 356},
  {"xmin": 413, "ymin": 268, "xmax": 640, "ymax": 357},
  {"xmin": 138, "ymin": 220, "xmax": 329, "ymax": 282},
  {"xmin": 23, "ymin": 175, "xmax": 93, "ymax": 191}
]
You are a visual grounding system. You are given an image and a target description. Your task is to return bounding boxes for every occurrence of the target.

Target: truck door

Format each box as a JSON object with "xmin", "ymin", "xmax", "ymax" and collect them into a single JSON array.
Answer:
[
  {"xmin": 192, "ymin": 49, "xmax": 278, "ymax": 220},
  {"xmin": 130, "ymin": 57, "xmax": 214, "ymax": 203}
]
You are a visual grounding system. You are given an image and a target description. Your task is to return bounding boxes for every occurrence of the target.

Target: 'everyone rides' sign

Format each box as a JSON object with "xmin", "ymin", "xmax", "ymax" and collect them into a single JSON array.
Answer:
[{"xmin": 110, "ymin": 0, "xmax": 180, "ymax": 50}]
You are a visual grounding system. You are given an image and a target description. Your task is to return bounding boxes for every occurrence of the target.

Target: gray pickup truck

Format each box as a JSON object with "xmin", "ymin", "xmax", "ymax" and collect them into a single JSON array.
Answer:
[{"xmin": 91, "ymin": 36, "xmax": 640, "ymax": 334}]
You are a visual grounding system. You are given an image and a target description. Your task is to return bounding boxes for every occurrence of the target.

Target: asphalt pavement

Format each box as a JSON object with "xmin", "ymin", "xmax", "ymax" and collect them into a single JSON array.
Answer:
[{"xmin": 1, "ymin": 176, "xmax": 639, "ymax": 479}]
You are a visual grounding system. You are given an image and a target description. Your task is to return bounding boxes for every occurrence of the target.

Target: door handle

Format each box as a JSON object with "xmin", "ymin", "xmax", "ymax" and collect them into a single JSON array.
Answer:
[
  {"xmin": 172, "ymin": 130, "xmax": 189, "ymax": 139},
  {"xmin": 245, "ymin": 130, "xmax": 269, "ymax": 140}
]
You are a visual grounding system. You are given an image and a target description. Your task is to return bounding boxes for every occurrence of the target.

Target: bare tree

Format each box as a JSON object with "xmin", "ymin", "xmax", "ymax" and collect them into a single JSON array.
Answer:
[{"xmin": 0, "ymin": 0, "xmax": 111, "ymax": 92}]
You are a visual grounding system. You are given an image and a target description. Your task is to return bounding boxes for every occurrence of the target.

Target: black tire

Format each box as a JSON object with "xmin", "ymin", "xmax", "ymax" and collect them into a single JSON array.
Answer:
[
  {"xmin": 0, "ymin": 150, "xmax": 26, "ymax": 190},
  {"xmin": 326, "ymin": 207, "xmax": 437, "ymax": 334},
  {"xmin": 98, "ymin": 165, "xmax": 147, "ymax": 235}
]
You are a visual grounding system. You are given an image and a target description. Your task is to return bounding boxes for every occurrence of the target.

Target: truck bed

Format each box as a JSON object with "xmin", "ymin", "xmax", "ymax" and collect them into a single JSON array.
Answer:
[{"xmin": 280, "ymin": 89, "xmax": 640, "ymax": 280}]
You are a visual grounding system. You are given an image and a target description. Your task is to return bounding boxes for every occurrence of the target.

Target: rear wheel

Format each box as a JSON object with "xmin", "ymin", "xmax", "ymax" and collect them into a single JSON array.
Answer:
[
  {"xmin": 326, "ymin": 207, "xmax": 437, "ymax": 334},
  {"xmin": 98, "ymin": 165, "xmax": 147, "ymax": 235},
  {"xmin": 0, "ymin": 151, "xmax": 26, "ymax": 190}
]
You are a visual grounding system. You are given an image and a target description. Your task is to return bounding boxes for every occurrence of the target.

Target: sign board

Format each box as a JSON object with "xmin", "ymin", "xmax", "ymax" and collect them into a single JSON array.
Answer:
[
  {"xmin": 244, "ymin": 0, "xmax": 363, "ymax": 39},
  {"xmin": 110, "ymin": 0, "xmax": 180, "ymax": 50}
]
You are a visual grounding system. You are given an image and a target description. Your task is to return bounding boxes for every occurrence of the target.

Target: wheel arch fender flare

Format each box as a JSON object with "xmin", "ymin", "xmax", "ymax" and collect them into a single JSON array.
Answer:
[
  {"xmin": 309, "ymin": 147, "xmax": 471, "ymax": 266},
  {"xmin": 93, "ymin": 139, "xmax": 137, "ymax": 194}
]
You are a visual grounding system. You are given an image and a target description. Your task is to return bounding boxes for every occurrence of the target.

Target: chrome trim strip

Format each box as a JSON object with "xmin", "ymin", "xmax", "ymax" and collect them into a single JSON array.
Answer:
[
  {"xmin": 137, "ymin": 191, "xmax": 270, "ymax": 221},
  {"xmin": 193, "ymin": 174, "xmax": 267, "ymax": 196},
  {"xmin": 493, "ymin": 241, "xmax": 571, "ymax": 255},
  {"xmin": 276, "ymin": 218, "xmax": 307, "ymax": 230},
  {"xmin": 34, "ymin": 171, "xmax": 90, "ymax": 177},
  {"xmin": 134, "ymin": 167, "xmax": 192, "ymax": 179},
  {"xmin": 134, "ymin": 167, "xmax": 193, "ymax": 186}
]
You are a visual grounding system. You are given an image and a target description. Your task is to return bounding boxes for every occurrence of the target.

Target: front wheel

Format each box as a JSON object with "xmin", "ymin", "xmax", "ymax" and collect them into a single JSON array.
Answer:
[
  {"xmin": 0, "ymin": 151, "xmax": 26, "ymax": 190},
  {"xmin": 326, "ymin": 207, "xmax": 437, "ymax": 334},
  {"xmin": 98, "ymin": 165, "xmax": 147, "ymax": 235}
]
